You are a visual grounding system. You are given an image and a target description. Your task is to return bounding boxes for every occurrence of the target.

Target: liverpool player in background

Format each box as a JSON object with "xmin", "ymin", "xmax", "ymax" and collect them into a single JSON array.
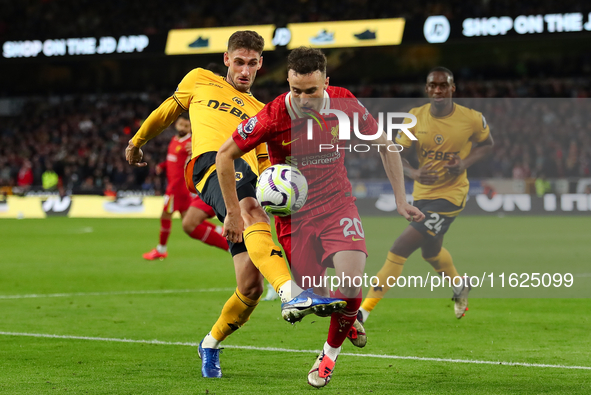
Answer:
[
  {"xmin": 216, "ymin": 47, "xmax": 424, "ymax": 387},
  {"xmin": 142, "ymin": 112, "xmax": 228, "ymax": 260},
  {"xmin": 360, "ymin": 67, "xmax": 494, "ymax": 321}
]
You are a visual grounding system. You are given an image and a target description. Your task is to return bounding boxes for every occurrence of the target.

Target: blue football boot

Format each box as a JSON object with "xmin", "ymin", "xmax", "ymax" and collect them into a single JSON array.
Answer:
[
  {"xmin": 198, "ymin": 340, "xmax": 222, "ymax": 378},
  {"xmin": 281, "ymin": 288, "xmax": 346, "ymax": 323}
]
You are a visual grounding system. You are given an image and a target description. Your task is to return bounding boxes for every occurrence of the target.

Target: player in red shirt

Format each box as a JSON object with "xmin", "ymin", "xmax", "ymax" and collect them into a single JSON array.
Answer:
[
  {"xmin": 143, "ymin": 113, "xmax": 228, "ymax": 260},
  {"xmin": 216, "ymin": 47, "xmax": 424, "ymax": 387}
]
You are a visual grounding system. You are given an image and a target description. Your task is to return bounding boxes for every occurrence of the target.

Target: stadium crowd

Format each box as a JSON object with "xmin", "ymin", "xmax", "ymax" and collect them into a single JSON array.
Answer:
[
  {"xmin": 344, "ymin": 94, "xmax": 591, "ymax": 181},
  {"xmin": 1, "ymin": 78, "xmax": 590, "ymax": 193},
  {"xmin": 0, "ymin": 92, "xmax": 170, "ymax": 194}
]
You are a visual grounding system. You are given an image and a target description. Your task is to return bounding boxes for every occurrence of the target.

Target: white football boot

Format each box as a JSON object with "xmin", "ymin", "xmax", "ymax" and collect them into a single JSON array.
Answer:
[{"xmin": 452, "ymin": 276, "xmax": 472, "ymax": 319}]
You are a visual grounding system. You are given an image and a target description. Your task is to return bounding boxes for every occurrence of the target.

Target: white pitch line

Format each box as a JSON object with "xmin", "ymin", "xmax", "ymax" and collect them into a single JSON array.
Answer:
[
  {"xmin": 73, "ymin": 227, "xmax": 94, "ymax": 234},
  {"xmin": 0, "ymin": 288, "xmax": 234, "ymax": 300},
  {"xmin": 0, "ymin": 331, "xmax": 589, "ymax": 371}
]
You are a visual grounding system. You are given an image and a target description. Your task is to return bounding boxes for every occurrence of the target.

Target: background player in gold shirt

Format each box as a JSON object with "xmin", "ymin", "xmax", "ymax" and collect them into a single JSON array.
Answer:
[
  {"xmin": 360, "ymin": 67, "xmax": 494, "ymax": 321},
  {"xmin": 125, "ymin": 31, "xmax": 346, "ymax": 379}
]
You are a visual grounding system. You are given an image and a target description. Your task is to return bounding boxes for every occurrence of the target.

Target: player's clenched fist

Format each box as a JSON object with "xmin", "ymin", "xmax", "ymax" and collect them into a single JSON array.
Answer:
[
  {"xmin": 412, "ymin": 163, "xmax": 438, "ymax": 185},
  {"xmin": 396, "ymin": 201, "xmax": 425, "ymax": 222},
  {"xmin": 125, "ymin": 140, "xmax": 147, "ymax": 167},
  {"xmin": 223, "ymin": 211, "xmax": 244, "ymax": 244},
  {"xmin": 443, "ymin": 154, "xmax": 465, "ymax": 176}
]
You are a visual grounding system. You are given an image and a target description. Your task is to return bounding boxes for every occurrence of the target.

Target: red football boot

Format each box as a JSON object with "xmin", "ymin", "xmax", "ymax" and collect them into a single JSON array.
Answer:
[{"xmin": 142, "ymin": 248, "xmax": 168, "ymax": 261}]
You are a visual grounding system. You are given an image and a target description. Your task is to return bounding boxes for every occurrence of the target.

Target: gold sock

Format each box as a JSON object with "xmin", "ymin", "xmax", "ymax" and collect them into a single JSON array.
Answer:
[
  {"xmin": 361, "ymin": 252, "xmax": 406, "ymax": 313},
  {"xmin": 243, "ymin": 222, "xmax": 291, "ymax": 292},
  {"xmin": 211, "ymin": 288, "xmax": 260, "ymax": 342},
  {"xmin": 423, "ymin": 247, "xmax": 461, "ymax": 285}
]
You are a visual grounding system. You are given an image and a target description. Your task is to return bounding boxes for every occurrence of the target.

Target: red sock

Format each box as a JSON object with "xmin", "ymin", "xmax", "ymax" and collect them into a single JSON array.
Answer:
[
  {"xmin": 159, "ymin": 218, "xmax": 172, "ymax": 246},
  {"xmin": 189, "ymin": 221, "xmax": 229, "ymax": 251},
  {"xmin": 326, "ymin": 288, "xmax": 362, "ymax": 348}
]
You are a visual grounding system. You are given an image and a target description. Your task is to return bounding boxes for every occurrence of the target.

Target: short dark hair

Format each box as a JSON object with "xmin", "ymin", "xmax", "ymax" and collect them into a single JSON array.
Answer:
[
  {"xmin": 428, "ymin": 66, "xmax": 454, "ymax": 82},
  {"xmin": 227, "ymin": 31, "xmax": 265, "ymax": 54},
  {"xmin": 287, "ymin": 46, "xmax": 327, "ymax": 75},
  {"xmin": 205, "ymin": 62, "xmax": 226, "ymax": 76},
  {"xmin": 178, "ymin": 112, "xmax": 189, "ymax": 120}
]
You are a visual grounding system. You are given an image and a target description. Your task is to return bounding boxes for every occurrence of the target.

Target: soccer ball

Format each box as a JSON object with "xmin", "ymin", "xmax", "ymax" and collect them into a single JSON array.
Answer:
[{"xmin": 256, "ymin": 165, "xmax": 308, "ymax": 216}]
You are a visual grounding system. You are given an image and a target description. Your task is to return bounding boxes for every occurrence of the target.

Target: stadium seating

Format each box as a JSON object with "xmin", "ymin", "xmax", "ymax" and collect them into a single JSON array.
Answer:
[{"xmin": 1, "ymin": 79, "xmax": 590, "ymax": 191}]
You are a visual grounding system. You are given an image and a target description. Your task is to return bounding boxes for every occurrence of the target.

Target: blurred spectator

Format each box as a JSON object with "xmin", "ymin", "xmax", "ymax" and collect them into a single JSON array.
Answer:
[
  {"xmin": 17, "ymin": 160, "xmax": 33, "ymax": 189},
  {"xmin": 104, "ymin": 181, "xmax": 117, "ymax": 197},
  {"xmin": 512, "ymin": 161, "xmax": 530, "ymax": 180},
  {"xmin": 80, "ymin": 176, "xmax": 95, "ymax": 192},
  {"xmin": 42, "ymin": 163, "xmax": 58, "ymax": 190},
  {"xmin": 535, "ymin": 174, "xmax": 552, "ymax": 197}
]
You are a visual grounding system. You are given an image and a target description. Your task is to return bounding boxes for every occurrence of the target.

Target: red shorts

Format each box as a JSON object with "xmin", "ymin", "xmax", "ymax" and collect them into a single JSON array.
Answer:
[
  {"xmin": 189, "ymin": 195, "xmax": 216, "ymax": 217},
  {"xmin": 275, "ymin": 200, "xmax": 367, "ymax": 288},
  {"xmin": 163, "ymin": 192, "xmax": 215, "ymax": 217}
]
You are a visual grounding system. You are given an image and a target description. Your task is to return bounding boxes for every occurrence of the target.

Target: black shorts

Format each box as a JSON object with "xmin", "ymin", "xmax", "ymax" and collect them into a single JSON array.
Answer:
[
  {"xmin": 193, "ymin": 151, "xmax": 258, "ymax": 256},
  {"xmin": 410, "ymin": 198, "xmax": 465, "ymax": 238}
]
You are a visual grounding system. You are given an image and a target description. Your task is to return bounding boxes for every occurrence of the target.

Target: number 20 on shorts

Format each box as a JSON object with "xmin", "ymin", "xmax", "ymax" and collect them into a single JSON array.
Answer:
[{"xmin": 340, "ymin": 217, "xmax": 365, "ymax": 240}]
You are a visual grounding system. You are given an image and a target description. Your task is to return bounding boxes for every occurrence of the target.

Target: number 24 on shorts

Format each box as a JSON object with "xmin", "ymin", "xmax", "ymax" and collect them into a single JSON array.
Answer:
[{"xmin": 424, "ymin": 213, "xmax": 445, "ymax": 234}]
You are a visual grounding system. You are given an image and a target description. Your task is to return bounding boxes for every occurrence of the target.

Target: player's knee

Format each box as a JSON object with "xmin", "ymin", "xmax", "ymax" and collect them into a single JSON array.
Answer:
[
  {"xmin": 249, "ymin": 209, "xmax": 269, "ymax": 226},
  {"xmin": 422, "ymin": 250, "xmax": 440, "ymax": 262},
  {"xmin": 244, "ymin": 213, "xmax": 269, "ymax": 228},
  {"xmin": 240, "ymin": 198, "xmax": 269, "ymax": 227},
  {"xmin": 391, "ymin": 239, "xmax": 410, "ymax": 257},
  {"xmin": 238, "ymin": 283, "xmax": 264, "ymax": 300},
  {"xmin": 181, "ymin": 219, "xmax": 194, "ymax": 235},
  {"xmin": 421, "ymin": 243, "xmax": 442, "ymax": 261},
  {"xmin": 391, "ymin": 229, "xmax": 424, "ymax": 257}
]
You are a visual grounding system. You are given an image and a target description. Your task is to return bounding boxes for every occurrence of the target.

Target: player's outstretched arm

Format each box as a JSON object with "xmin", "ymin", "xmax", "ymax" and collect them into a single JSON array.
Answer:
[
  {"xmin": 375, "ymin": 132, "xmax": 425, "ymax": 222},
  {"xmin": 125, "ymin": 97, "xmax": 185, "ymax": 167},
  {"xmin": 216, "ymin": 138, "xmax": 247, "ymax": 243}
]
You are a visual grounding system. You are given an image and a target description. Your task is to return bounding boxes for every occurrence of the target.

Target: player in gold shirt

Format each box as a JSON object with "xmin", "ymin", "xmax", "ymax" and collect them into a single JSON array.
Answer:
[
  {"xmin": 360, "ymin": 67, "xmax": 494, "ymax": 321},
  {"xmin": 125, "ymin": 31, "xmax": 346, "ymax": 379}
]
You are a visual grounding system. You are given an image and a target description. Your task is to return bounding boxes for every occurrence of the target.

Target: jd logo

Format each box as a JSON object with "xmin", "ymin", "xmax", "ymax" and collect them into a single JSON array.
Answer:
[
  {"xmin": 272, "ymin": 28, "xmax": 292, "ymax": 46},
  {"xmin": 270, "ymin": 249, "xmax": 283, "ymax": 258},
  {"xmin": 424, "ymin": 15, "xmax": 451, "ymax": 43}
]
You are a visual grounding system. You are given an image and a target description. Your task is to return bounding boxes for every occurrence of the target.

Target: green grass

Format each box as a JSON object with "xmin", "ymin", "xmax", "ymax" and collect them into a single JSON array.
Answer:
[{"xmin": 0, "ymin": 217, "xmax": 590, "ymax": 394}]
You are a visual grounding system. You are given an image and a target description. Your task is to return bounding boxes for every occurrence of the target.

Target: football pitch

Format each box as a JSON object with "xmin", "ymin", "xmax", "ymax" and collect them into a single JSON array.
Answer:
[{"xmin": 0, "ymin": 216, "xmax": 589, "ymax": 394}]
